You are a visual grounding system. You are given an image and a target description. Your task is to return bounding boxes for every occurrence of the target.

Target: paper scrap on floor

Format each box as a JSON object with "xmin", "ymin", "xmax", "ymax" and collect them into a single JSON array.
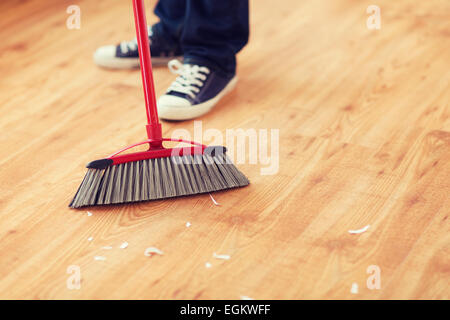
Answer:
[
  {"xmin": 348, "ymin": 225, "xmax": 370, "ymax": 234},
  {"xmin": 94, "ymin": 256, "xmax": 106, "ymax": 261},
  {"xmin": 145, "ymin": 247, "xmax": 164, "ymax": 257},
  {"xmin": 213, "ymin": 252, "xmax": 231, "ymax": 260},
  {"xmin": 209, "ymin": 193, "xmax": 220, "ymax": 206},
  {"xmin": 350, "ymin": 283, "xmax": 359, "ymax": 294}
]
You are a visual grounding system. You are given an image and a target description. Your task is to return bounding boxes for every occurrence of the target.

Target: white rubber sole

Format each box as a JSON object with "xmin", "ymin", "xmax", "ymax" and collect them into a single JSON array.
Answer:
[
  {"xmin": 157, "ymin": 76, "xmax": 238, "ymax": 120},
  {"xmin": 93, "ymin": 46, "xmax": 180, "ymax": 69}
]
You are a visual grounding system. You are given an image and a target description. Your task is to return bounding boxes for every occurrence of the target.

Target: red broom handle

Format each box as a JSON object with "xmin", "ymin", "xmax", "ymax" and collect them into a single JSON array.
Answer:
[{"xmin": 132, "ymin": 0, "xmax": 163, "ymax": 146}]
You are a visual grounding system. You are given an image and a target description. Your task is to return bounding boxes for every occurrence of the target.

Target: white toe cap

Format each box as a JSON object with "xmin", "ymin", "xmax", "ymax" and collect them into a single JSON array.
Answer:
[
  {"xmin": 94, "ymin": 46, "xmax": 116, "ymax": 59},
  {"xmin": 158, "ymin": 94, "xmax": 191, "ymax": 108},
  {"xmin": 157, "ymin": 94, "xmax": 194, "ymax": 120},
  {"xmin": 93, "ymin": 45, "xmax": 116, "ymax": 61},
  {"xmin": 93, "ymin": 45, "xmax": 140, "ymax": 69}
]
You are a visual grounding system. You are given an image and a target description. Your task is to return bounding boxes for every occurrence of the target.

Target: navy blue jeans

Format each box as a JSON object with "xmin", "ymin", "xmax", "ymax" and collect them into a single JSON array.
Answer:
[{"xmin": 152, "ymin": 0, "xmax": 249, "ymax": 77}]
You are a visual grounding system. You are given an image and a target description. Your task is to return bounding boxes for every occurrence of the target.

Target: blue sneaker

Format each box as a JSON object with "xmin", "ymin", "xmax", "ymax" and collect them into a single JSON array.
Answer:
[
  {"xmin": 93, "ymin": 26, "xmax": 182, "ymax": 69},
  {"xmin": 157, "ymin": 60, "xmax": 237, "ymax": 120}
]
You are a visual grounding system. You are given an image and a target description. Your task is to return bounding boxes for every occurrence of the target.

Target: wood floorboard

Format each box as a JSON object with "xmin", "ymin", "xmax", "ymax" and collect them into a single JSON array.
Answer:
[{"xmin": 0, "ymin": 0, "xmax": 448, "ymax": 299}]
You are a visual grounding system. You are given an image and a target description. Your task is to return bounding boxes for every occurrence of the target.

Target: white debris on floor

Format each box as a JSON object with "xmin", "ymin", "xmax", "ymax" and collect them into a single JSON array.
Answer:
[
  {"xmin": 240, "ymin": 295, "xmax": 254, "ymax": 300},
  {"xmin": 87, "ymin": 211, "xmax": 93, "ymax": 216},
  {"xmin": 186, "ymin": 222, "xmax": 191, "ymax": 228},
  {"xmin": 144, "ymin": 247, "xmax": 164, "ymax": 257},
  {"xmin": 213, "ymin": 252, "xmax": 231, "ymax": 260},
  {"xmin": 101, "ymin": 246, "xmax": 113, "ymax": 250},
  {"xmin": 350, "ymin": 282, "xmax": 359, "ymax": 294},
  {"xmin": 119, "ymin": 242, "xmax": 128, "ymax": 249},
  {"xmin": 87, "ymin": 237, "xmax": 93, "ymax": 242},
  {"xmin": 205, "ymin": 262, "xmax": 212, "ymax": 268},
  {"xmin": 209, "ymin": 193, "xmax": 220, "ymax": 206},
  {"xmin": 94, "ymin": 256, "xmax": 106, "ymax": 261},
  {"xmin": 348, "ymin": 224, "xmax": 370, "ymax": 234}
]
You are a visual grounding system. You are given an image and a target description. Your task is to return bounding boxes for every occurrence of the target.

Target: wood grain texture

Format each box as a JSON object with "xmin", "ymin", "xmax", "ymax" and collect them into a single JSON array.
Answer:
[{"xmin": 0, "ymin": 0, "xmax": 449, "ymax": 299}]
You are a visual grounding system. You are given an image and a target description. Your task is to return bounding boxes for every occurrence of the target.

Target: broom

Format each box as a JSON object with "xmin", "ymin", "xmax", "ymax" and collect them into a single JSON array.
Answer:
[{"xmin": 69, "ymin": 0, "xmax": 249, "ymax": 208}]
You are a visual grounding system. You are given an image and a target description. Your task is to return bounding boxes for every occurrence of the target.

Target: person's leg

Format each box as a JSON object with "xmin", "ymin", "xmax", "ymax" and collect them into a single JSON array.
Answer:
[
  {"xmin": 152, "ymin": 0, "xmax": 186, "ymax": 50},
  {"xmin": 93, "ymin": 0, "xmax": 185, "ymax": 69},
  {"xmin": 157, "ymin": 1, "xmax": 249, "ymax": 120},
  {"xmin": 181, "ymin": 0, "xmax": 249, "ymax": 77}
]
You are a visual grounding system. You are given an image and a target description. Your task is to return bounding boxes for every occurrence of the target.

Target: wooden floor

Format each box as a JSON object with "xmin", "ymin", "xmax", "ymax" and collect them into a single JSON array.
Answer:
[{"xmin": 0, "ymin": 0, "xmax": 449, "ymax": 299}]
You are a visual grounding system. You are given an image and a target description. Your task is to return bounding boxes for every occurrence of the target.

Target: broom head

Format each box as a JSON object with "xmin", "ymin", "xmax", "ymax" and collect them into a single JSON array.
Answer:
[{"xmin": 69, "ymin": 140, "xmax": 249, "ymax": 208}]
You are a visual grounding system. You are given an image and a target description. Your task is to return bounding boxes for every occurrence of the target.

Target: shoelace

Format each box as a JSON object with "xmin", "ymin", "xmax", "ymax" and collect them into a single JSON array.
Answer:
[
  {"xmin": 167, "ymin": 60, "xmax": 210, "ymax": 99},
  {"xmin": 119, "ymin": 26, "xmax": 153, "ymax": 54}
]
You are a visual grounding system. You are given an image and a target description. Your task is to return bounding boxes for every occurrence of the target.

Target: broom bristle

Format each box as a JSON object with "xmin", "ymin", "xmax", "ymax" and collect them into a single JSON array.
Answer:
[{"xmin": 69, "ymin": 152, "xmax": 249, "ymax": 208}]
